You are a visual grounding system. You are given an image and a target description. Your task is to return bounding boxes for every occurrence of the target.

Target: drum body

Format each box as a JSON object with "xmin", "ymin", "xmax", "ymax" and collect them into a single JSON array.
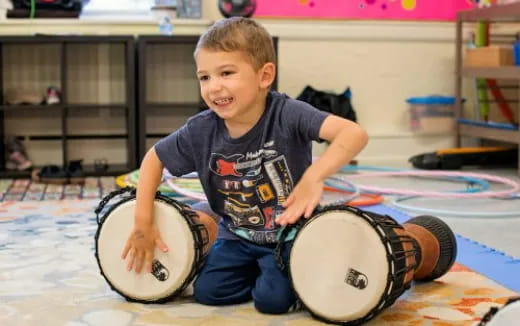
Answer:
[
  {"xmin": 95, "ymin": 192, "xmax": 217, "ymax": 303},
  {"xmin": 289, "ymin": 205, "xmax": 418, "ymax": 325}
]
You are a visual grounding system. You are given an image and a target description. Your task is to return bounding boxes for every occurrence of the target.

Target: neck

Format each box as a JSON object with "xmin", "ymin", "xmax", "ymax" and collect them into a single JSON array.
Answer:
[{"xmin": 225, "ymin": 92, "xmax": 268, "ymax": 138}]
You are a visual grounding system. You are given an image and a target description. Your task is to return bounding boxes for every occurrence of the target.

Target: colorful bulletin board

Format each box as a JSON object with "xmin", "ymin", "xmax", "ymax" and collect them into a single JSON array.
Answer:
[{"xmin": 254, "ymin": 0, "xmax": 475, "ymax": 21}]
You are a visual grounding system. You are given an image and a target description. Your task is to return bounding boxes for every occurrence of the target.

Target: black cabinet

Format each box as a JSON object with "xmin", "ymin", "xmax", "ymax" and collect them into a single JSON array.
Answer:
[{"xmin": 0, "ymin": 35, "xmax": 137, "ymax": 177}]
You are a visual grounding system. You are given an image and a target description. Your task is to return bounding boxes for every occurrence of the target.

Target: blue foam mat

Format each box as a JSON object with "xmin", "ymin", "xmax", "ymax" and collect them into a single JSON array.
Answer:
[{"xmin": 363, "ymin": 204, "xmax": 520, "ymax": 293}]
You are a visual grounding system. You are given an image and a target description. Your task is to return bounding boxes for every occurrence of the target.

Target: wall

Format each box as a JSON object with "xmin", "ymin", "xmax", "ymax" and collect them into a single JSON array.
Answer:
[{"xmin": 0, "ymin": 3, "xmax": 472, "ymax": 168}]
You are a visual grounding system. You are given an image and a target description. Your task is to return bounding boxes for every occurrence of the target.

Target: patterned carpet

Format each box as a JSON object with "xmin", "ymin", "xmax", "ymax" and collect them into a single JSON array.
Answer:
[
  {"xmin": 0, "ymin": 177, "xmax": 116, "ymax": 201},
  {"xmin": 0, "ymin": 199, "xmax": 517, "ymax": 326}
]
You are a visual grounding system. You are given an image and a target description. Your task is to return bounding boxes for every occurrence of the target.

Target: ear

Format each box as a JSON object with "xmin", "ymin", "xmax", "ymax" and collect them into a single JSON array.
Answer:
[{"xmin": 258, "ymin": 62, "xmax": 276, "ymax": 89}]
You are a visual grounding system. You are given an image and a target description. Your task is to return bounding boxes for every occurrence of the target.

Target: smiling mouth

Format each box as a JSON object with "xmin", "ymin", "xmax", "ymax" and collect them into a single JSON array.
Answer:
[{"xmin": 213, "ymin": 97, "xmax": 233, "ymax": 106}]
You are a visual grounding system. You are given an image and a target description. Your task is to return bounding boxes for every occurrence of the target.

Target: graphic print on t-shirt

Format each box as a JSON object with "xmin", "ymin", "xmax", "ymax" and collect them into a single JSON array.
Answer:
[{"xmin": 208, "ymin": 141, "xmax": 294, "ymax": 242}]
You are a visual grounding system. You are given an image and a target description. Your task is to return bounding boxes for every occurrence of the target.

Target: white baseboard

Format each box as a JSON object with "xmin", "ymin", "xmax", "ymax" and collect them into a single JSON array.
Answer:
[{"xmin": 313, "ymin": 133, "xmax": 456, "ymax": 168}]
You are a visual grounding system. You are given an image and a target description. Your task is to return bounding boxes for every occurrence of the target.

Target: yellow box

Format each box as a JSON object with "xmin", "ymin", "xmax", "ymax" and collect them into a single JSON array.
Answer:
[{"xmin": 464, "ymin": 46, "xmax": 514, "ymax": 67}]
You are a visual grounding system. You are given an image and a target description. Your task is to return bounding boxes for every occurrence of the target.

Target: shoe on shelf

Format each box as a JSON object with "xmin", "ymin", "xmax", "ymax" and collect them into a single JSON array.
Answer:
[
  {"xmin": 67, "ymin": 159, "xmax": 85, "ymax": 184},
  {"xmin": 31, "ymin": 160, "xmax": 85, "ymax": 185},
  {"xmin": 45, "ymin": 86, "xmax": 61, "ymax": 105},
  {"xmin": 5, "ymin": 136, "xmax": 32, "ymax": 170},
  {"xmin": 7, "ymin": 151, "xmax": 33, "ymax": 170}
]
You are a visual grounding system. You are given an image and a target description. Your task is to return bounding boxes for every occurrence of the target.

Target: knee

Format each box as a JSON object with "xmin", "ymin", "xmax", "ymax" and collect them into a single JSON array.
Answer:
[
  {"xmin": 253, "ymin": 288, "xmax": 296, "ymax": 314},
  {"xmin": 193, "ymin": 275, "xmax": 219, "ymax": 305},
  {"xmin": 193, "ymin": 274, "xmax": 251, "ymax": 306}
]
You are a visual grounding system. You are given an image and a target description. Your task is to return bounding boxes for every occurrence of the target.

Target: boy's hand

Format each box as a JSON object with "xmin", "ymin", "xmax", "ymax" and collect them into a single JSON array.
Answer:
[
  {"xmin": 275, "ymin": 172, "xmax": 323, "ymax": 226},
  {"xmin": 121, "ymin": 224, "xmax": 168, "ymax": 274}
]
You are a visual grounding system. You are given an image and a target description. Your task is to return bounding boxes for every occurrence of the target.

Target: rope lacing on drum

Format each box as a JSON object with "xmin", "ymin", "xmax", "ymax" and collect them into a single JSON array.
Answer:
[
  {"xmin": 274, "ymin": 225, "xmax": 294, "ymax": 271},
  {"xmin": 274, "ymin": 218, "xmax": 306, "ymax": 271},
  {"xmin": 94, "ymin": 186, "xmax": 136, "ymax": 224}
]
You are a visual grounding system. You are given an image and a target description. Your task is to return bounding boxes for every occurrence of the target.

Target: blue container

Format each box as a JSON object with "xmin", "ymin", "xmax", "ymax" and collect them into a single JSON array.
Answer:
[{"xmin": 406, "ymin": 96, "xmax": 457, "ymax": 133}]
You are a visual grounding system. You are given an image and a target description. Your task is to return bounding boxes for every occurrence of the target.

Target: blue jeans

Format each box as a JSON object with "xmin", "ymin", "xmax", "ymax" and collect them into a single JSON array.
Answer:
[{"xmin": 193, "ymin": 239, "xmax": 296, "ymax": 314}]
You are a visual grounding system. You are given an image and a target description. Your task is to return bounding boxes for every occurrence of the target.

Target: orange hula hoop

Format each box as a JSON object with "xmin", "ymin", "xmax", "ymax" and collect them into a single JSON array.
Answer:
[{"xmin": 323, "ymin": 186, "xmax": 384, "ymax": 207}]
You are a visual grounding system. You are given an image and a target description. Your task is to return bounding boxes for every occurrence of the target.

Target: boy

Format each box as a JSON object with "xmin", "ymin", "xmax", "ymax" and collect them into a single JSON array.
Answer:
[{"xmin": 122, "ymin": 17, "xmax": 368, "ymax": 314}]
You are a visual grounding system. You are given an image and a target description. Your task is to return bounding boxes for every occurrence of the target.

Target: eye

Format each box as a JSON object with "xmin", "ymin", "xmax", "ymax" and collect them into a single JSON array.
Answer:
[
  {"xmin": 198, "ymin": 75, "xmax": 209, "ymax": 81},
  {"xmin": 222, "ymin": 71, "xmax": 234, "ymax": 76}
]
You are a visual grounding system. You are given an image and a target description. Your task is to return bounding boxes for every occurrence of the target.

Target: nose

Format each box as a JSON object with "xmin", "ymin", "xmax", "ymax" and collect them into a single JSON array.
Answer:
[{"xmin": 207, "ymin": 77, "xmax": 223, "ymax": 93}]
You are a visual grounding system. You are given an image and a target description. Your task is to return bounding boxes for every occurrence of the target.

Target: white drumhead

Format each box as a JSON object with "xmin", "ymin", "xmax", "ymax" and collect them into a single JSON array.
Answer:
[
  {"xmin": 485, "ymin": 300, "xmax": 520, "ymax": 326},
  {"xmin": 290, "ymin": 210, "xmax": 390, "ymax": 322},
  {"xmin": 97, "ymin": 199, "xmax": 196, "ymax": 301}
]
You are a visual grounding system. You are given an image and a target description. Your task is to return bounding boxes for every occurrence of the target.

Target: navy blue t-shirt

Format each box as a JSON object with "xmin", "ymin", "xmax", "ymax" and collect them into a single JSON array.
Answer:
[{"xmin": 155, "ymin": 91, "xmax": 329, "ymax": 244}]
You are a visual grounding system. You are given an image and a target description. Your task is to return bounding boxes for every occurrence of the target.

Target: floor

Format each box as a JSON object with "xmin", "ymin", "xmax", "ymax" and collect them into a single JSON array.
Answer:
[
  {"xmin": 344, "ymin": 166, "xmax": 520, "ymax": 258},
  {"xmin": 1, "ymin": 165, "xmax": 519, "ymax": 326}
]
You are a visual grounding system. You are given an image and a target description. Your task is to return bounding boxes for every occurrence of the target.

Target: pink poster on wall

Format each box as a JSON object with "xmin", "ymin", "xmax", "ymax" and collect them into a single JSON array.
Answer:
[{"xmin": 254, "ymin": 0, "xmax": 475, "ymax": 21}]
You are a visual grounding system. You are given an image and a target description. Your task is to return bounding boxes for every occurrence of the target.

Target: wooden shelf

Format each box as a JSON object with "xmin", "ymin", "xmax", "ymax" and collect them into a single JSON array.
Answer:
[
  {"xmin": 0, "ymin": 163, "xmax": 130, "ymax": 178},
  {"xmin": 146, "ymin": 102, "xmax": 203, "ymax": 109},
  {"xmin": 67, "ymin": 104, "xmax": 128, "ymax": 110},
  {"xmin": 461, "ymin": 66, "xmax": 520, "ymax": 79},
  {"xmin": 458, "ymin": 2, "xmax": 520, "ymax": 22},
  {"xmin": 456, "ymin": 4, "xmax": 520, "ymax": 175},
  {"xmin": 0, "ymin": 104, "xmax": 63, "ymax": 111},
  {"xmin": 0, "ymin": 35, "xmax": 137, "ymax": 176},
  {"xmin": 458, "ymin": 124, "xmax": 520, "ymax": 144},
  {"xmin": 0, "ymin": 104, "xmax": 128, "ymax": 111}
]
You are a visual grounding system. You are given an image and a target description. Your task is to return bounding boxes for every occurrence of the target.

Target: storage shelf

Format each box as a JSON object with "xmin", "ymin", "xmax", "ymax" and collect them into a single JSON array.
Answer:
[
  {"xmin": 13, "ymin": 134, "xmax": 128, "ymax": 141},
  {"xmin": 456, "ymin": 5, "xmax": 520, "ymax": 175},
  {"xmin": 461, "ymin": 66, "xmax": 520, "ymax": 79},
  {"xmin": 0, "ymin": 104, "xmax": 128, "ymax": 111},
  {"xmin": 0, "ymin": 35, "xmax": 137, "ymax": 176},
  {"xmin": 67, "ymin": 104, "xmax": 128, "ymax": 110},
  {"xmin": 145, "ymin": 102, "xmax": 203, "ymax": 109},
  {"xmin": 0, "ymin": 163, "xmax": 130, "ymax": 178},
  {"xmin": 0, "ymin": 104, "xmax": 63, "ymax": 111},
  {"xmin": 458, "ymin": 124, "xmax": 520, "ymax": 144},
  {"xmin": 458, "ymin": 2, "xmax": 520, "ymax": 22}
]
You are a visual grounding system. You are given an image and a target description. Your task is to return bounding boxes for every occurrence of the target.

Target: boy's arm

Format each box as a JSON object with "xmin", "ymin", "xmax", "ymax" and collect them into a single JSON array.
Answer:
[
  {"xmin": 122, "ymin": 147, "xmax": 169, "ymax": 273},
  {"xmin": 135, "ymin": 147, "xmax": 164, "ymax": 226},
  {"xmin": 275, "ymin": 115, "xmax": 368, "ymax": 226}
]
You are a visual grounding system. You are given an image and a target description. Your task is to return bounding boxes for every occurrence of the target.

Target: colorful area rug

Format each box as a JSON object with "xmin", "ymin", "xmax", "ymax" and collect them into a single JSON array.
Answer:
[
  {"xmin": 0, "ymin": 177, "xmax": 116, "ymax": 201},
  {"xmin": 0, "ymin": 200, "xmax": 518, "ymax": 326}
]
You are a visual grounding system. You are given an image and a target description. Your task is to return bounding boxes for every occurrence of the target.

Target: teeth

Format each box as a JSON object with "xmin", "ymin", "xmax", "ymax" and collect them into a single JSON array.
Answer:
[{"xmin": 214, "ymin": 98, "xmax": 232, "ymax": 105}]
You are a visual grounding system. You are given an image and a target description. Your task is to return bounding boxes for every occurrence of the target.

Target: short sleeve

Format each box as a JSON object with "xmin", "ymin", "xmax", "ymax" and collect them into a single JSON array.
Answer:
[
  {"xmin": 154, "ymin": 124, "xmax": 196, "ymax": 177},
  {"xmin": 282, "ymin": 99, "xmax": 330, "ymax": 143}
]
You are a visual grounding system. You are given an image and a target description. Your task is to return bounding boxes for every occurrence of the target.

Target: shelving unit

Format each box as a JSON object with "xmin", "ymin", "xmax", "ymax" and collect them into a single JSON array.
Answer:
[
  {"xmin": 0, "ymin": 35, "xmax": 137, "ymax": 178},
  {"xmin": 455, "ymin": 3, "xmax": 520, "ymax": 174},
  {"xmin": 136, "ymin": 35, "xmax": 278, "ymax": 163}
]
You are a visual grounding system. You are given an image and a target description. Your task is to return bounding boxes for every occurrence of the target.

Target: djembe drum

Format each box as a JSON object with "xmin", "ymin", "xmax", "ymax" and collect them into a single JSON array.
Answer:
[
  {"xmin": 94, "ymin": 188, "xmax": 217, "ymax": 303},
  {"xmin": 286, "ymin": 205, "xmax": 457, "ymax": 325}
]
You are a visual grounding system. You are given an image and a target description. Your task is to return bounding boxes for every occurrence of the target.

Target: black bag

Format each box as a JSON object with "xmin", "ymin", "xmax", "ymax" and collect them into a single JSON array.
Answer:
[{"xmin": 296, "ymin": 86, "xmax": 357, "ymax": 122}]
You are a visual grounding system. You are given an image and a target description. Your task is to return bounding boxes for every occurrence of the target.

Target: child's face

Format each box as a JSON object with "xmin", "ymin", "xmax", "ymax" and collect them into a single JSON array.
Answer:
[{"xmin": 195, "ymin": 49, "xmax": 273, "ymax": 122}]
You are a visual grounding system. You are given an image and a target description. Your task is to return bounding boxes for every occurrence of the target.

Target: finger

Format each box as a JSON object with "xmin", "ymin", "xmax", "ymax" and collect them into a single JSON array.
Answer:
[
  {"xmin": 277, "ymin": 211, "xmax": 291, "ymax": 225},
  {"xmin": 155, "ymin": 237, "xmax": 169, "ymax": 252},
  {"xmin": 126, "ymin": 249, "xmax": 135, "ymax": 271},
  {"xmin": 135, "ymin": 251, "xmax": 145, "ymax": 273},
  {"xmin": 282, "ymin": 193, "xmax": 295, "ymax": 208},
  {"xmin": 287, "ymin": 210, "xmax": 304, "ymax": 225},
  {"xmin": 145, "ymin": 251, "xmax": 154, "ymax": 273},
  {"xmin": 275, "ymin": 212, "xmax": 285, "ymax": 225},
  {"xmin": 121, "ymin": 240, "xmax": 131, "ymax": 259},
  {"xmin": 304, "ymin": 201, "xmax": 319, "ymax": 218}
]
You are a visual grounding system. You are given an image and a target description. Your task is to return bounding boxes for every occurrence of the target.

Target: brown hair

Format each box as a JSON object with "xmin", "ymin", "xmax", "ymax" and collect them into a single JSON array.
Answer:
[{"xmin": 195, "ymin": 17, "xmax": 276, "ymax": 70}]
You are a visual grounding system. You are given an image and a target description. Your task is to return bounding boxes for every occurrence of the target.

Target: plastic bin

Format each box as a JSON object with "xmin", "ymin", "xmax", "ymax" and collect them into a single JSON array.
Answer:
[{"xmin": 407, "ymin": 96, "xmax": 456, "ymax": 134}]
